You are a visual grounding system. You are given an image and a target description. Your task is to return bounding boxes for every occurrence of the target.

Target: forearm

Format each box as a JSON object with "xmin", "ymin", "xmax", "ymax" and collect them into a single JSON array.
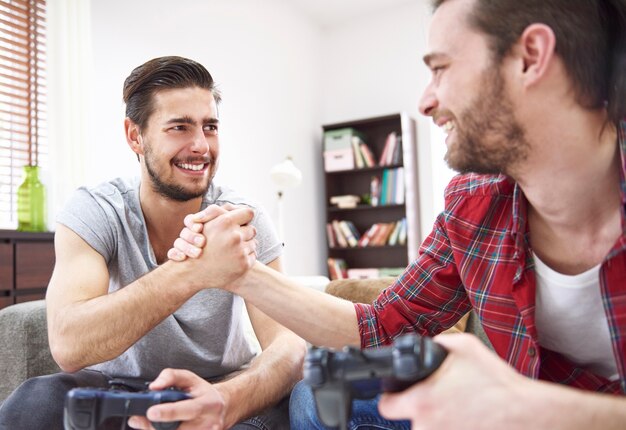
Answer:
[
  {"xmin": 214, "ymin": 331, "xmax": 306, "ymax": 427},
  {"xmin": 235, "ymin": 263, "xmax": 360, "ymax": 348},
  {"xmin": 520, "ymin": 379, "xmax": 626, "ymax": 429},
  {"xmin": 48, "ymin": 261, "xmax": 199, "ymax": 371}
]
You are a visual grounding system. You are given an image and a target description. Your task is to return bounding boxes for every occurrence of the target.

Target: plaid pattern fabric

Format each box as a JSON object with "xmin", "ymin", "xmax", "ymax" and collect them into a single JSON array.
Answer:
[{"xmin": 356, "ymin": 121, "xmax": 626, "ymax": 394}]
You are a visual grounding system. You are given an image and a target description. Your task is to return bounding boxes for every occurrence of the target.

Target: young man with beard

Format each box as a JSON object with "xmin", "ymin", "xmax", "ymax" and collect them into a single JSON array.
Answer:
[
  {"xmin": 0, "ymin": 56, "xmax": 305, "ymax": 430},
  {"xmin": 168, "ymin": 0, "xmax": 626, "ymax": 428}
]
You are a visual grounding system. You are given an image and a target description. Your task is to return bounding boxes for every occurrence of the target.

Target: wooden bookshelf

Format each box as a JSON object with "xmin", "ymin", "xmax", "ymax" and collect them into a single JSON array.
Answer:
[{"xmin": 323, "ymin": 113, "xmax": 420, "ymax": 278}]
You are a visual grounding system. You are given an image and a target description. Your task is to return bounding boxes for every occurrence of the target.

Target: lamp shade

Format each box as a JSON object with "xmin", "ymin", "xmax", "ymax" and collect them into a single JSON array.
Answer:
[{"xmin": 270, "ymin": 157, "xmax": 302, "ymax": 190}]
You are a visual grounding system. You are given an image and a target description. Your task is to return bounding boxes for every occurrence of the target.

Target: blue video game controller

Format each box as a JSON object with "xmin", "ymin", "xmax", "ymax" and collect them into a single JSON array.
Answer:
[
  {"xmin": 63, "ymin": 387, "xmax": 190, "ymax": 430},
  {"xmin": 304, "ymin": 334, "xmax": 448, "ymax": 430}
]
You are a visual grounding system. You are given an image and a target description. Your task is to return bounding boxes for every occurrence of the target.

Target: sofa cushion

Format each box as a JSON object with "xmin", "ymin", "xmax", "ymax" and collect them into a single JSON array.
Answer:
[{"xmin": 0, "ymin": 300, "xmax": 60, "ymax": 403}]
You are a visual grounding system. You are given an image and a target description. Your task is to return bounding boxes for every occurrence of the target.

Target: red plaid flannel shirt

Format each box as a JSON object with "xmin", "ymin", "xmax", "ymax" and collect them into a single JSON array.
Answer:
[{"xmin": 356, "ymin": 121, "xmax": 626, "ymax": 394}]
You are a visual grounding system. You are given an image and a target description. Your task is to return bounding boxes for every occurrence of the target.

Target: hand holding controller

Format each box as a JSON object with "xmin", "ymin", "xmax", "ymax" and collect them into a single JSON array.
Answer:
[
  {"xmin": 63, "ymin": 387, "xmax": 190, "ymax": 430},
  {"xmin": 304, "ymin": 334, "xmax": 447, "ymax": 430}
]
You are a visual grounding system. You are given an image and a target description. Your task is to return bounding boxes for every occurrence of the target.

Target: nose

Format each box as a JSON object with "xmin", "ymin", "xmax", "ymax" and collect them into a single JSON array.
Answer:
[
  {"xmin": 190, "ymin": 127, "xmax": 210, "ymax": 154},
  {"xmin": 419, "ymin": 82, "xmax": 438, "ymax": 117}
]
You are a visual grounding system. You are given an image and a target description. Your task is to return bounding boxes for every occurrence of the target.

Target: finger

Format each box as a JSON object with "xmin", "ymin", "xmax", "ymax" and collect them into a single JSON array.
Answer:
[
  {"xmin": 224, "ymin": 207, "xmax": 255, "ymax": 227},
  {"xmin": 167, "ymin": 247, "xmax": 187, "ymax": 262},
  {"xmin": 378, "ymin": 389, "xmax": 416, "ymax": 421},
  {"xmin": 221, "ymin": 203, "xmax": 243, "ymax": 211},
  {"xmin": 173, "ymin": 237, "xmax": 201, "ymax": 258},
  {"xmin": 190, "ymin": 205, "xmax": 228, "ymax": 223},
  {"xmin": 179, "ymin": 227, "xmax": 206, "ymax": 248},
  {"xmin": 127, "ymin": 416, "xmax": 151, "ymax": 429},
  {"xmin": 183, "ymin": 214, "xmax": 204, "ymax": 233},
  {"xmin": 240, "ymin": 224, "xmax": 257, "ymax": 242},
  {"xmin": 149, "ymin": 368, "xmax": 202, "ymax": 391},
  {"xmin": 146, "ymin": 398, "xmax": 221, "ymax": 424}
]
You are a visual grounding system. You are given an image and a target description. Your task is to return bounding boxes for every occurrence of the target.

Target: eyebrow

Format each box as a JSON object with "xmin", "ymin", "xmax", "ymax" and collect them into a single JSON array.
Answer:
[
  {"xmin": 422, "ymin": 52, "xmax": 449, "ymax": 67},
  {"xmin": 165, "ymin": 116, "xmax": 220, "ymax": 125}
]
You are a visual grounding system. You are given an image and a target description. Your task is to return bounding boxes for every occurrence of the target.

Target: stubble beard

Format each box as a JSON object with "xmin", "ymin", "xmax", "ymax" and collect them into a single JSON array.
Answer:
[
  {"xmin": 444, "ymin": 65, "xmax": 530, "ymax": 176},
  {"xmin": 143, "ymin": 145, "xmax": 213, "ymax": 202}
]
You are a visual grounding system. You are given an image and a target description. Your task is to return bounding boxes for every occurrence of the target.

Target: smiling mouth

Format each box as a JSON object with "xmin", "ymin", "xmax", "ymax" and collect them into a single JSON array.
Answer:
[
  {"xmin": 175, "ymin": 162, "xmax": 207, "ymax": 172},
  {"xmin": 441, "ymin": 120, "xmax": 455, "ymax": 134}
]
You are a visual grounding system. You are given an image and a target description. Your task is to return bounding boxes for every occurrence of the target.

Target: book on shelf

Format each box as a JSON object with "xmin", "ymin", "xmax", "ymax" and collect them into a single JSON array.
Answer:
[
  {"xmin": 358, "ymin": 223, "xmax": 380, "ymax": 247},
  {"xmin": 387, "ymin": 220, "xmax": 403, "ymax": 246},
  {"xmin": 331, "ymin": 220, "xmax": 348, "ymax": 248},
  {"xmin": 327, "ymin": 258, "xmax": 348, "ymax": 280},
  {"xmin": 378, "ymin": 131, "xmax": 403, "ymax": 166},
  {"xmin": 370, "ymin": 175, "xmax": 381, "ymax": 207},
  {"xmin": 338, "ymin": 220, "xmax": 360, "ymax": 247},
  {"xmin": 379, "ymin": 168, "xmax": 405, "ymax": 205},
  {"xmin": 329, "ymin": 194, "xmax": 361, "ymax": 209},
  {"xmin": 351, "ymin": 136, "xmax": 365, "ymax": 169},
  {"xmin": 347, "ymin": 268, "xmax": 380, "ymax": 279},
  {"xmin": 326, "ymin": 223, "xmax": 336, "ymax": 248},
  {"xmin": 397, "ymin": 218, "xmax": 408, "ymax": 245},
  {"xmin": 359, "ymin": 141, "xmax": 376, "ymax": 167}
]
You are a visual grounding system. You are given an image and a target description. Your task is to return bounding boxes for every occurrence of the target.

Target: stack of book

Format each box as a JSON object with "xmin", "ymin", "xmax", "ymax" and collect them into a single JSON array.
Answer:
[
  {"xmin": 351, "ymin": 135, "xmax": 376, "ymax": 168},
  {"xmin": 370, "ymin": 168, "xmax": 405, "ymax": 206},
  {"xmin": 327, "ymin": 258, "xmax": 348, "ymax": 280},
  {"xmin": 357, "ymin": 218, "xmax": 407, "ymax": 247},
  {"xmin": 378, "ymin": 132, "xmax": 403, "ymax": 166},
  {"xmin": 326, "ymin": 220, "xmax": 361, "ymax": 248}
]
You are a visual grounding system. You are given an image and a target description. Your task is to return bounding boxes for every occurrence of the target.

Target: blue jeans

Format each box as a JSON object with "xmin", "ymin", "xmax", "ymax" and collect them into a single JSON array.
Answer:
[
  {"xmin": 289, "ymin": 380, "xmax": 410, "ymax": 430},
  {"xmin": 0, "ymin": 370, "xmax": 289, "ymax": 430}
]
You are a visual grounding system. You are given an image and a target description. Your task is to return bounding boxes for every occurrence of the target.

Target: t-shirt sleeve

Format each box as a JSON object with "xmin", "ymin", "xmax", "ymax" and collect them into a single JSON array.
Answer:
[
  {"xmin": 56, "ymin": 187, "xmax": 117, "ymax": 263},
  {"xmin": 251, "ymin": 205, "xmax": 282, "ymax": 265}
]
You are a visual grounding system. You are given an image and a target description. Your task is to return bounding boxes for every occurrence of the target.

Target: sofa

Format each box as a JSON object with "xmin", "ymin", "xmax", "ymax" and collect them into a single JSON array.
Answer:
[{"xmin": 0, "ymin": 277, "xmax": 490, "ymax": 403}]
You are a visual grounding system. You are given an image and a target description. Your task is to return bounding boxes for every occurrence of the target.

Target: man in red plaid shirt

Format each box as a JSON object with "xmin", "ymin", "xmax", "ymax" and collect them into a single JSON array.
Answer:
[{"xmin": 166, "ymin": 0, "xmax": 626, "ymax": 429}]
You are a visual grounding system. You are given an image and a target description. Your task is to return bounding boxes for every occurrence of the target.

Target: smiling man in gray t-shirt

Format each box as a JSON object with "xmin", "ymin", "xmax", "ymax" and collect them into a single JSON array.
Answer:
[{"xmin": 0, "ymin": 56, "xmax": 305, "ymax": 430}]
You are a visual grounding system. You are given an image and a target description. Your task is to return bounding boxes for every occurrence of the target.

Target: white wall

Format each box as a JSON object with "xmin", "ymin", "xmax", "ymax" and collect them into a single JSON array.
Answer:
[
  {"xmin": 320, "ymin": 2, "xmax": 455, "ymax": 240},
  {"xmin": 88, "ymin": 0, "xmax": 325, "ymax": 275}
]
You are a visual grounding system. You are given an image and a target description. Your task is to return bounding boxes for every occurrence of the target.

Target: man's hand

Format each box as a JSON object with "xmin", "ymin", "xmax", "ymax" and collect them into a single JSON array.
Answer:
[
  {"xmin": 128, "ymin": 369, "xmax": 226, "ymax": 430},
  {"xmin": 378, "ymin": 333, "xmax": 530, "ymax": 430},
  {"xmin": 167, "ymin": 204, "xmax": 252, "ymax": 263},
  {"xmin": 172, "ymin": 205, "xmax": 258, "ymax": 289}
]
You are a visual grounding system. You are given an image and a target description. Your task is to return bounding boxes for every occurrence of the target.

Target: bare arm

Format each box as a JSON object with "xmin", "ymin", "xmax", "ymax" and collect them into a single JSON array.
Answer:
[
  {"xmin": 207, "ymin": 258, "xmax": 306, "ymax": 427},
  {"xmin": 169, "ymin": 210, "xmax": 362, "ymax": 349},
  {"xmin": 379, "ymin": 334, "xmax": 626, "ymax": 429},
  {"xmin": 233, "ymin": 262, "xmax": 361, "ymax": 348},
  {"xmin": 129, "ymin": 258, "xmax": 307, "ymax": 429},
  {"xmin": 47, "ymin": 206, "xmax": 256, "ymax": 372}
]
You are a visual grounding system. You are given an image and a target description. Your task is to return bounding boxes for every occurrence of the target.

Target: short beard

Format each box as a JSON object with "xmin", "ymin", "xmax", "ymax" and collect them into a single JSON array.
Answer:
[
  {"xmin": 445, "ymin": 66, "xmax": 529, "ymax": 176},
  {"xmin": 144, "ymin": 147, "xmax": 210, "ymax": 202}
]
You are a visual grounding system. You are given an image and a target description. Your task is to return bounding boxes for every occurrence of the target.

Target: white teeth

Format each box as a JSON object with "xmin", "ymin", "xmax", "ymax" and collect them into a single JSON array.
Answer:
[
  {"xmin": 178, "ymin": 163, "xmax": 205, "ymax": 171},
  {"xmin": 441, "ymin": 121, "xmax": 454, "ymax": 134}
]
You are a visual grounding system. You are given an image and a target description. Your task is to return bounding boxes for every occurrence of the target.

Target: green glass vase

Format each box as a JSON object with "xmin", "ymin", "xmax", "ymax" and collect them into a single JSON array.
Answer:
[{"xmin": 17, "ymin": 165, "xmax": 47, "ymax": 232}]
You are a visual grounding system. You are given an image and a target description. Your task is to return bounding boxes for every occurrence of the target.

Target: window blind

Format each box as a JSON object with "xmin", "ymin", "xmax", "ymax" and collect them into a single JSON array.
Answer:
[{"xmin": 0, "ymin": 0, "xmax": 47, "ymax": 228}]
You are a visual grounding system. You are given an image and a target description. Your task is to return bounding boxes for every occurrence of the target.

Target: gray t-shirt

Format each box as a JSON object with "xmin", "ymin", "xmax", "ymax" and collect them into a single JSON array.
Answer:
[{"xmin": 57, "ymin": 177, "xmax": 281, "ymax": 380}]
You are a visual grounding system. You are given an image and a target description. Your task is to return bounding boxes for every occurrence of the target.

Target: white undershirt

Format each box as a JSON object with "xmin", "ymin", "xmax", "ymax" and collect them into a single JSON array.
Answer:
[{"xmin": 533, "ymin": 253, "xmax": 619, "ymax": 381}]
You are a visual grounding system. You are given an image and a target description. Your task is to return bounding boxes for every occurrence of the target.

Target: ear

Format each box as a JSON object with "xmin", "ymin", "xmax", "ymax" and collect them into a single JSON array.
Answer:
[
  {"xmin": 518, "ymin": 23, "xmax": 556, "ymax": 88},
  {"xmin": 124, "ymin": 117, "xmax": 144, "ymax": 157}
]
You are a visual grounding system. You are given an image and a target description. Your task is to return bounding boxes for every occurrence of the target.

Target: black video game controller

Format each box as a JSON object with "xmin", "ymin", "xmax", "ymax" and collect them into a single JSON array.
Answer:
[
  {"xmin": 63, "ymin": 387, "xmax": 190, "ymax": 430},
  {"xmin": 304, "ymin": 334, "xmax": 447, "ymax": 430}
]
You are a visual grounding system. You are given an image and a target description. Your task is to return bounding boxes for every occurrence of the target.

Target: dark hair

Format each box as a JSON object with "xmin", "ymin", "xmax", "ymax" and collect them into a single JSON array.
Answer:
[
  {"xmin": 122, "ymin": 56, "xmax": 222, "ymax": 130},
  {"xmin": 432, "ymin": 0, "xmax": 626, "ymax": 124}
]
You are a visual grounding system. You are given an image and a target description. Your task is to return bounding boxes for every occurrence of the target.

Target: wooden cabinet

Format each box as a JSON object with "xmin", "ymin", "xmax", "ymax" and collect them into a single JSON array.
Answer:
[
  {"xmin": 323, "ymin": 113, "xmax": 420, "ymax": 278},
  {"xmin": 0, "ymin": 230, "xmax": 55, "ymax": 310}
]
